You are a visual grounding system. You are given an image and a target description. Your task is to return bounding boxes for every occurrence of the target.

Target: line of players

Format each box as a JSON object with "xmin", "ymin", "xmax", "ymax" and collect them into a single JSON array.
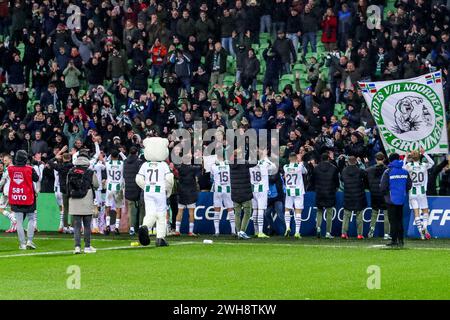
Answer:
[
  {"xmin": 0, "ymin": 147, "xmax": 435, "ymax": 240},
  {"xmin": 196, "ymin": 148, "xmax": 434, "ymax": 240},
  {"xmin": 209, "ymin": 150, "xmax": 307, "ymax": 239}
]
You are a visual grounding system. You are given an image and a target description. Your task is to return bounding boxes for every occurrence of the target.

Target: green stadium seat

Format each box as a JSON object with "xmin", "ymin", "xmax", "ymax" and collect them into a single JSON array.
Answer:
[
  {"xmin": 259, "ymin": 33, "xmax": 271, "ymax": 42},
  {"xmin": 280, "ymin": 74, "xmax": 294, "ymax": 82},
  {"xmin": 147, "ymin": 78, "xmax": 153, "ymax": 89},
  {"xmin": 152, "ymin": 83, "xmax": 164, "ymax": 95},
  {"xmin": 17, "ymin": 42, "xmax": 25, "ymax": 59},
  {"xmin": 256, "ymin": 84, "xmax": 263, "ymax": 92},
  {"xmin": 334, "ymin": 103, "xmax": 345, "ymax": 117},
  {"xmin": 223, "ymin": 75, "xmax": 235, "ymax": 87},
  {"xmin": 279, "ymin": 79, "xmax": 293, "ymax": 91},
  {"xmin": 259, "ymin": 42, "xmax": 269, "ymax": 51},
  {"xmin": 293, "ymin": 64, "xmax": 306, "ymax": 72}
]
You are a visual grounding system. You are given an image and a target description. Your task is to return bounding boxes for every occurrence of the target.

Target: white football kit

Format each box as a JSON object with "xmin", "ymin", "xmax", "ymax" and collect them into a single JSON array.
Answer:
[
  {"xmin": 105, "ymin": 159, "xmax": 125, "ymax": 209},
  {"xmin": 138, "ymin": 161, "xmax": 171, "ymax": 214},
  {"xmin": 0, "ymin": 168, "xmax": 10, "ymax": 209},
  {"xmin": 33, "ymin": 163, "xmax": 44, "ymax": 194},
  {"xmin": 92, "ymin": 160, "xmax": 106, "ymax": 206},
  {"xmin": 404, "ymin": 153, "xmax": 434, "ymax": 210},
  {"xmin": 53, "ymin": 170, "xmax": 63, "ymax": 206},
  {"xmin": 283, "ymin": 162, "xmax": 307, "ymax": 210},
  {"xmin": 250, "ymin": 159, "xmax": 276, "ymax": 210},
  {"xmin": 210, "ymin": 161, "xmax": 233, "ymax": 209}
]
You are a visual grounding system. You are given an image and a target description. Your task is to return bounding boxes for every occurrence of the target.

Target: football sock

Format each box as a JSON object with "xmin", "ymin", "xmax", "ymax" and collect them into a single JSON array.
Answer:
[
  {"xmin": 415, "ymin": 217, "xmax": 423, "ymax": 233},
  {"xmin": 175, "ymin": 221, "xmax": 181, "ymax": 233},
  {"xmin": 228, "ymin": 211, "xmax": 236, "ymax": 234},
  {"xmin": 252, "ymin": 209, "xmax": 259, "ymax": 234},
  {"xmin": 295, "ymin": 214, "xmax": 302, "ymax": 234},
  {"xmin": 257, "ymin": 209, "xmax": 264, "ymax": 234},
  {"xmin": 285, "ymin": 210, "xmax": 291, "ymax": 230},
  {"xmin": 4, "ymin": 210, "xmax": 16, "ymax": 224},
  {"xmin": 92, "ymin": 217, "xmax": 98, "ymax": 229},
  {"xmin": 115, "ymin": 218, "xmax": 120, "ymax": 229},
  {"xmin": 422, "ymin": 213, "xmax": 429, "ymax": 231},
  {"xmin": 34, "ymin": 212, "xmax": 38, "ymax": 229},
  {"xmin": 189, "ymin": 222, "xmax": 194, "ymax": 233},
  {"xmin": 106, "ymin": 216, "xmax": 111, "ymax": 227},
  {"xmin": 214, "ymin": 211, "xmax": 220, "ymax": 234},
  {"xmin": 59, "ymin": 211, "xmax": 64, "ymax": 228}
]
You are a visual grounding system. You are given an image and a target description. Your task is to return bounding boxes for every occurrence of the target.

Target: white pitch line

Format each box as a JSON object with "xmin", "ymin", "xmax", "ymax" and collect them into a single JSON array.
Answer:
[
  {"xmin": 1, "ymin": 240, "xmax": 448, "ymax": 258},
  {"xmin": 0, "ymin": 241, "xmax": 197, "ymax": 259},
  {"xmin": 0, "ymin": 236, "xmax": 120, "ymax": 242},
  {"xmin": 186, "ymin": 241, "xmax": 450, "ymax": 251}
]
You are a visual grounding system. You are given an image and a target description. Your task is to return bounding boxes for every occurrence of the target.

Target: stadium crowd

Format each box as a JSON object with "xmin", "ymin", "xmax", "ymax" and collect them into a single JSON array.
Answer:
[{"xmin": 0, "ymin": 0, "xmax": 450, "ymax": 245}]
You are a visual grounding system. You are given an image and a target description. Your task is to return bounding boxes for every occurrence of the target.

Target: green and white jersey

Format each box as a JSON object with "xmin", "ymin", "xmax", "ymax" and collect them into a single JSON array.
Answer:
[
  {"xmin": 93, "ymin": 160, "xmax": 106, "ymax": 191},
  {"xmin": 211, "ymin": 161, "xmax": 231, "ymax": 193},
  {"xmin": 283, "ymin": 162, "xmax": 307, "ymax": 197},
  {"xmin": 106, "ymin": 159, "xmax": 124, "ymax": 191},
  {"xmin": 404, "ymin": 153, "xmax": 434, "ymax": 196},
  {"xmin": 138, "ymin": 161, "xmax": 171, "ymax": 194},
  {"xmin": 249, "ymin": 158, "xmax": 276, "ymax": 193},
  {"xmin": 0, "ymin": 167, "xmax": 9, "ymax": 196}
]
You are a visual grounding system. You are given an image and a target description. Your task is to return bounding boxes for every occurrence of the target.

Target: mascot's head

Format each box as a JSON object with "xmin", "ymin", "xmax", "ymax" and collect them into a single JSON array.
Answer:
[{"xmin": 143, "ymin": 137, "xmax": 169, "ymax": 162}]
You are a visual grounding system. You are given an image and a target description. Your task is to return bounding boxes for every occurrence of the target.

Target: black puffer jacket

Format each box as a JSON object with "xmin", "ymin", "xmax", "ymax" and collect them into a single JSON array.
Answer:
[
  {"xmin": 366, "ymin": 163, "xmax": 387, "ymax": 210},
  {"xmin": 268, "ymin": 172, "xmax": 285, "ymax": 205},
  {"xmin": 312, "ymin": 161, "xmax": 339, "ymax": 207},
  {"xmin": 341, "ymin": 164, "xmax": 368, "ymax": 211},
  {"xmin": 48, "ymin": 158, "xmax": 74, "ymax": 195},
  {"xmin": 123, "ymin": 154, "xmax": 143, "ymax": 201},
  {"xmin": 176, "ymin": 164, "xmax": 201, "ymax": 205},
  {"xmin": 230, "ymin": 163, "xmax": 253, "ymax": 203}
]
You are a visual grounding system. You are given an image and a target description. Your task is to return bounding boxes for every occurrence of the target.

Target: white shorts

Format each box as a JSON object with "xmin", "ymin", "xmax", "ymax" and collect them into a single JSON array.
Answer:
[
  {"xmin": 0, "ymin": 195, "xmax": 9, "ymax": 209},
  {"xmin": 178, "ymin": 203, "xmax": 196, "ymax": 209},
  {"xmin": 409, "ymin": 195, "xmax": 428, "ymax": 210},
  {"xmin": 55, "ymin": 191, "xmax": 63, "ymax": 207},
  {"xmin": 144, "ymin": 193, "xmax": 167, "ymax": 214},
  {"xmin": 213, "ymin": 192, "xmax": 233, "ymax": 209},
  {"xmin": 285, "ymin": 195, "xmax": 304, "ymax": 210},
  {"xmin": 105, "ymin": 189, "xmax": 124, "ymax": 209},
  {"xmin": 252, "ymin": 192, "xmax": 268, "ymax": 210},
  {"xmin": 94, "ymin": 190, "xmax": 105, "ymax": 206}
]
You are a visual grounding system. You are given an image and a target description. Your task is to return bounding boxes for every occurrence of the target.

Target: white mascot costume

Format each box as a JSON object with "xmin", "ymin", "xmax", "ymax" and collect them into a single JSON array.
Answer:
[{"xmin": 135, "ymin": 137, "xmax": 174, "ymax": 247}]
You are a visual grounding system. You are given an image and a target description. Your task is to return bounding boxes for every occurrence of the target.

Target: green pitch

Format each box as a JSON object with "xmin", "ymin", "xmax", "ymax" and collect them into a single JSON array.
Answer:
[{"xmin": 0, "ymin": 234, "xmax": 449, "ymax": 300}]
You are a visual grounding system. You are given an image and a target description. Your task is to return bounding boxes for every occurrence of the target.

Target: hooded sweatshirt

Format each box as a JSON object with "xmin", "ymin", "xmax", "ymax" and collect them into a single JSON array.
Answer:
[{"xmin": 380, "ymin": 160, "xmax": 412, "ymax": 205}]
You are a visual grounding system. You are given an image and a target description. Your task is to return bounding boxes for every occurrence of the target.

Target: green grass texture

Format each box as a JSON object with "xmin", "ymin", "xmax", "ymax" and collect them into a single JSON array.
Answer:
[{"xmin": 0, "ymin": 234, "xmax": 449, "ymax": 300}]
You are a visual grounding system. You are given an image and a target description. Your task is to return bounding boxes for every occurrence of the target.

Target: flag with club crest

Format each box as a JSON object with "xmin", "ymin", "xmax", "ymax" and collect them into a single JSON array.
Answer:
[{"xmin": 358, "ymin": 71, "xmax": 448, "ymax": 155}]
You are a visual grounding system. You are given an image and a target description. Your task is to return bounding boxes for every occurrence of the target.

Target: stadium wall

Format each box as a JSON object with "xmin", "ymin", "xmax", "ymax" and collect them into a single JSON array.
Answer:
[{"xmin": 1, "ymin": 193, "xmax": 449, "ymax": 238}]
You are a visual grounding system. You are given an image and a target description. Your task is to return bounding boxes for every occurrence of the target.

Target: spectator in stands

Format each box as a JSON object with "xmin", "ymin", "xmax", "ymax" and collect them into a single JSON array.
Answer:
[
  {"xmin": 286, "ymin": 8, "xmax": 302, "ymax": 54},
  {"xmin": 272, "ymin": 30, "xmax": 296, "ymax": 75},
  {"xmin": 241, "ymin": 49, "xmax": 260, "ymax": 91},
  {"xmin": 205, "ymin": 42, "xmax": 228, "ymax": 87},
  {"xmin": 301, "ymin": 3, "xmax": 320, "ymax": 54},
  {"xmin": 321, "ymin": 8, "xmax": 338, "ymax": 52}
]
